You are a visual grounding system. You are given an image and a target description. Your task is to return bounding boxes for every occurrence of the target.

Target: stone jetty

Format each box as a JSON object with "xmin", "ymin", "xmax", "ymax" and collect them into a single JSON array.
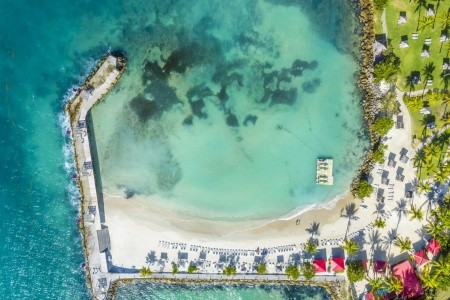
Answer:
[{"xmin": 66, "ymin": 54, "xmax": 125, "ymax": 299}]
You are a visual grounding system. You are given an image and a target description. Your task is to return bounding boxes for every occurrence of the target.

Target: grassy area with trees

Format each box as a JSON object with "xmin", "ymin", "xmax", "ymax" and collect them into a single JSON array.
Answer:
[{"xmin": 379, "ymin": 0, "xmax": 450, "ymax": 90}]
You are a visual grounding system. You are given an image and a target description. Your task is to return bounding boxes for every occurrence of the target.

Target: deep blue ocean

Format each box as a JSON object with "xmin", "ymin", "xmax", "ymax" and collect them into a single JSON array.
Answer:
[{"xmin": 0, "ymin": 0, "xmax": 362, "ymax": 298}]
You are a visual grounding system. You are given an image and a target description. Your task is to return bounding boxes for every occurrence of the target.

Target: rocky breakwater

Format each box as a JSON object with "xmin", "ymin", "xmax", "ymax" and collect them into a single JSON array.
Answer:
[{"xmin": 350, "ymin": 0, "xmax": 379, "ymax": 196}]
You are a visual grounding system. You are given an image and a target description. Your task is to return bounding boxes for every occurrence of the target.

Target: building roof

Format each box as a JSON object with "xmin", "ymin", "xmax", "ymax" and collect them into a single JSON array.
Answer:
[
  {"xmin": 313, "ymin": 259, "xmax": 327, "ymax": 273},
  {"xmin": 426, "ymin": 238, "xmax": 441, "ymax": 256},
  {"xmin": 414, "ymin": 249, "xmax": 429, "ymax": 265},
  {"xmin": 331, "ymin": 257, "xmax": 345, "ymax": 272},
  {"xmin": 97, "ymin": 228, "xmax": 111, "ymax": 253},
  {"xmin": 392, "ymin": 260, "xmax": 424, "ymax": 299}
]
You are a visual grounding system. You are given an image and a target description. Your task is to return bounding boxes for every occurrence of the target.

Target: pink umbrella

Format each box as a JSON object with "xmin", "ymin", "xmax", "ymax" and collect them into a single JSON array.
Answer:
[
  {"xmin": 414, "ymin": 249, "xmax": 429, "ymax": 265},
  {"xmin": 313, "ymin": 259, "xmax": 327, "ymax": 273},
  {"xmin": 331, "ymin": 257, "xmax": 345, "ymax": 272},
  {"xmin": 426, "ymin": 239, "xmax": 441, "ymax": 256},
  {"xmin": 373, "ymin": 260, "xmax": 387, "ymax": 273}
]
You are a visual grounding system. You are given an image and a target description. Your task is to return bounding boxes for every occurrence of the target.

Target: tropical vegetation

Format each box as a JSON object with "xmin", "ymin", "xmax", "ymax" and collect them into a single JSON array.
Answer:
[
  {"xmin": 285, "ymin": 264, "xmax": 300, "ymax": 280},
  {"xmin": 373, "ymin": 116, "xmax": 395, "ymax": 136},
  {"xmin": 188, "ymin": 265, "xmax": 198, "ymax": 273},
  {"xmin": 139, "ymin": 266, "xmax": 153, "ymax": 277},
  {"xmin": 300, "ymin": 262, "xmax": 316, "ymax": 281},
  {"xmin": 305, "ymin": 238, "xmax": 318, "ymax": 254},
  {"xmin": 373, "ymin": 143, "xmax": 387, "ymax": 164},
  {"xmin": 357, "ymin": 179, "xmax": 373, "ymax": 199},
  {"xmin": 223, "ymin": 265, "xmax": 237, "ymax": 276},
  {"xmin": 340, "ymin": 239, "xmax": 359, "ymax": 257},
  {"xmin": 257, "ymin": 263, "xmax": 267, "ymax": 275},
  {"xmin": 346, "ymin": 261, "xmax": 365, "ymax": 283},
  {"xmin": 171, "ymin": 262, "xmax": 179, "ymax": 275}
]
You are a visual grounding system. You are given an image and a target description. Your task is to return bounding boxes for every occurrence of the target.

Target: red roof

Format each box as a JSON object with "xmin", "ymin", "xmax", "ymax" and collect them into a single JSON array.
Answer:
[
  {"xmin": 373, "ymin": 260, "xmax": 387, "ymax": 273},
  {"xmin": 392, "ymin": 260, "xmax": 424, "ymax": 299},
  {"xmin": 313, "ymin": 259, "xmax": 327, "ymax": 273},
  {"xmin": 414, "ymin": 249, "xmax": 429, "ymax": 265},
  {"xmin": 426, "ymin": 238, "xmax": 441, "ymax": 256},
  {"xmin": 331, "ymin": 257, "xmax": 345, "ymax": 272}
]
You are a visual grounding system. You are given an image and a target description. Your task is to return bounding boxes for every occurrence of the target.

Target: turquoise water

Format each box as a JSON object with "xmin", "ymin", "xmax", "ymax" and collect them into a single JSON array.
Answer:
[
  {"xmin": 90, "ymin": 0, "xmax": 368, "ymax": 220},
  {"xmin": 0, "ymin": 0, "xmax": 364, "ymax": 298},
  {"xmin": 115, "ymin": 283, "xmax": 332, "ymax": 300}
]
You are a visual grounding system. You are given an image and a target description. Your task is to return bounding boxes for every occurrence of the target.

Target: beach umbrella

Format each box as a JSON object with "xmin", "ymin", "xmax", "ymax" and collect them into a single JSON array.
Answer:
[
  {"xmin": 426, "ymin": 239, "xmax": 441, "ymax": 256},
  {"xmin": 373, "ymin": 260, "xmax": 387, "ymax": 273},
  {"xmin": 414, "ymin": 249, "xmax": 429, "ymax": 265},
  {"xmin": 313, "ymin": 259, "xmax": 327, "ymax": 273},
  {"xmin": 331, "ymin": 257, "xmax": 345, "ymax": 272}
]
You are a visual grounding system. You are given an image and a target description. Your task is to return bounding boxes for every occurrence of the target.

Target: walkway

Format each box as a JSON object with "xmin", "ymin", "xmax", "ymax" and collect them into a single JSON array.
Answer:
[{"xmin": 66, "ymin": 54, "xmax": 124, "ymax": 300}]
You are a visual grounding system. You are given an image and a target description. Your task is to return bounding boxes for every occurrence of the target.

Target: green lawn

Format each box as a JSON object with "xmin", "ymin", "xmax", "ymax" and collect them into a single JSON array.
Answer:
[
  {"xmin": 437, "ymin": 288, "xmax": 450, "ymax": 300},
  {"xmin": 380, "ymin": 0, "xmax": 450, "ymax": 91},
  {"xmin": 408, "ymin": 100, "xmax": 447, "ymax": 142}
]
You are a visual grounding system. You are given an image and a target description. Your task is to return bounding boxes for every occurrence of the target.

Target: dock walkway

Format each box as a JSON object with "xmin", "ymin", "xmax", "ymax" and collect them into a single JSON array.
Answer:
[{"xmin": 66, "ymin": 54, "xmax": 124, "ymax": 299}]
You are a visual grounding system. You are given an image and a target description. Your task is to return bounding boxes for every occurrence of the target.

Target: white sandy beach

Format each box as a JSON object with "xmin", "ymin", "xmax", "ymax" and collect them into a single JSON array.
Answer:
[{"xmin": 103, "ymin": 89, "xmax": 433, "ymax": 277}]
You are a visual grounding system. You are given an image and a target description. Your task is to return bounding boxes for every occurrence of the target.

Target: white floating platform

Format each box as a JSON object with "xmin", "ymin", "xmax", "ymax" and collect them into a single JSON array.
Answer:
[{"xmin": 316, "ymin": 158, "xmax": 334, "ymax": 185}]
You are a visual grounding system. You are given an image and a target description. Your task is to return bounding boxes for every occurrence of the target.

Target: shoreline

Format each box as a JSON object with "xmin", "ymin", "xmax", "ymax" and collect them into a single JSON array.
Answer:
[{"xmin": 64, "ymin": 1, "xmax": 383, "ymax": 299}]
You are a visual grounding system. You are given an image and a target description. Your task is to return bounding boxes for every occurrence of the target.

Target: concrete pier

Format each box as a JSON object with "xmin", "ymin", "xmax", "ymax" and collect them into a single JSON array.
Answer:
[{"xmin": 66, "ymin": 54, "xmax": 125, "ymax": 299}]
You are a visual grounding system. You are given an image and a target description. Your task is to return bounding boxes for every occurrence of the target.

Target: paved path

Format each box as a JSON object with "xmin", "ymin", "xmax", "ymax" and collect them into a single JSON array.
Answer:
[
  {"xmin": 381, "ymin": 9, "xmax": 388, "ymax": 39},
  {"xmin": 66, "ymin": 55, "xmax": 123, "ymax": 300}
]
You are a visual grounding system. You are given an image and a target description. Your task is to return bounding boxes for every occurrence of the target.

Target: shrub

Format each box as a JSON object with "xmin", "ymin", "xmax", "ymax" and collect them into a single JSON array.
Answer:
[
  {"xmin": 374, "ymin": 55, "xmax": 400, "ymax": 83},
  {"xmin": 171, "ymin": 262, "xmax": 178, "ymax": 275},
  {"xmin": 285, "ymin": 265, "xmax": 300, "ymax": 280},
  {"xmin": 300, "ymin": 262, "xmax": 316, "ymax": 281},
  {"xmin": 373, "ymin": 144, "xmax": 387, "ymax": 164},
  {"xmin": 139, "ymin": 266, "xmax": 153, "ymax": 277},
  {"xmin": 373, "ymin": 117, "xmax": 394, "ymax": 136},
  {"xmin": 373, "ymin": 0, "xmax": 389, "ymax": 11},
  {"xmin": 188, "ymin": 265, "xmax": 198, "ymax": 273},
  {"xmin": 347, "ymin": 261, "xmax": 365, "ymax": 283},
  {"xmin": 305, "ymin": 238, "xmax": 318, "ymax": 254},
  {"xmin": 358, "ymin": 180, "xmax": 373, "ymax": 199},
  {"xmin": 223, "ymin": 265, "xmax": 237, "ymax": 276},
  {"xmin": 257, "ymin": 263, "xmax": 267, "ymax": 275}
]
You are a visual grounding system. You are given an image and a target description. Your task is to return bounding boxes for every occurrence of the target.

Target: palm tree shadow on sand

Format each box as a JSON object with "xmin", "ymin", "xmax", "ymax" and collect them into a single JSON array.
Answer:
[
  {"xmin": 305, "ymin": 221, "xmax": 320, "ymax": 239},
  {"xmin": 341, "ymin": 203, "xmax": 359, "ymax": 239}
]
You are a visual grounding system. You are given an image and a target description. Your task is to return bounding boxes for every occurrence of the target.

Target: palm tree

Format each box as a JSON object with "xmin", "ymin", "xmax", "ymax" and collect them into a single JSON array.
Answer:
[
  {"xmin": 438, "ymin": 8, "xmax": 450, "ymax": 29},
  {"xmin": 419, "ymin": 16, "xmax": 435, "ymax": 32},
  {"xmin": 425, "ymin": 220, "xmax": 444, "ymax": 237},
  {"xmin": 436, "ymin": 168, "xmax": 448, "ymax": 183},
  {"xmin": 409, "ymin": 204, "xmax": 424, "ymax": 221},
  {"xmin": 423, "ymin": 62, "xmax": 436, "ymax": 82},
  {"xmin": 340, "ymin": 239, "xmax": 359, "ymax": 257},
  {"xmin": 385, "ymin": 274, "xmax": 404, "ymax": 294},
  {"xmin": 341, "ymin": 203, "xmax": 359, "ymax": 239},
  {"xmin": 394, "ymin": 236, "xmax": 412, "ymax": 253},
  {"xmin": 432, "ymin": 255, "xmax": 450, "ymax": 276},
  {"xmin": 366, "ymin": 276, "xmax": 385, "ymax": 295},
  {"xmin": 419, "ymin": 264, "xmax": 440, "ymax": 290},
  {"xmin": 414, "ymin": 149, "xmax": 427, "ymax": 172},
  {"xmin": 305, "ymin": 238, "xmax": 318, "ymax": 254},
  {"xmin": 405, "ymin": 75, "xmax": 418, "ymax": 93},
  {"xmin": 417, "ymin": 180, "xmax": 432, "ymax": 195},
  {"xmin": 374, "ymin": 217, "xmax": 386, "ymax": 229},
  {"xmin": 394, "ymin": 199, "xmax": 409, "ymax": 229},
  {"xmin": 413, "ymin": 0, "xmax": 429, "ymax": 30}
]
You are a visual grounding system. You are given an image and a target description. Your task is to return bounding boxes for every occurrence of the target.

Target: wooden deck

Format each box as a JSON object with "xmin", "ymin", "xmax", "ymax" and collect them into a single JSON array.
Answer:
[{"xmin": 316, "ymin": 158, "xmax": 334, "ymax": 185}]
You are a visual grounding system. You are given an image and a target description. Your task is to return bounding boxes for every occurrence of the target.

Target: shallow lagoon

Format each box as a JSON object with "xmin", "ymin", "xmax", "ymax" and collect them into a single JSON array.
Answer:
[
  {"xmin": 91, "ymin": 0, "xmax": 368, "ymax": 220},
  {"xmin": 115, "ymin": 283, "xmax": 332, "ymax": 300}
]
